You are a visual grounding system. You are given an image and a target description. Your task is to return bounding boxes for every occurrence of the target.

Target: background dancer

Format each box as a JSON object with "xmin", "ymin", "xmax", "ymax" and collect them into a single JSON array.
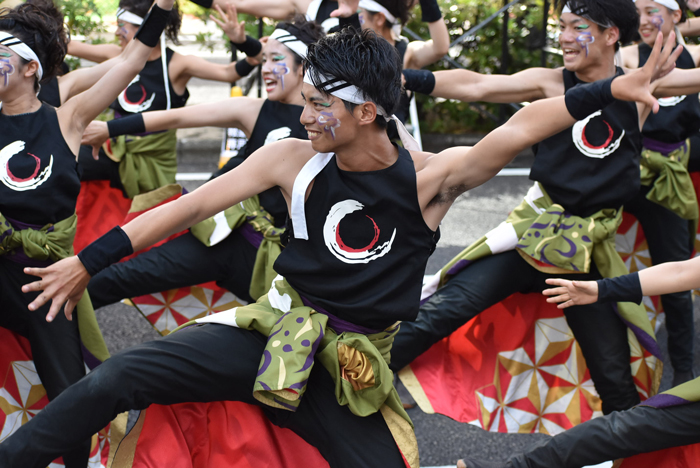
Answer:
[
  {"xmin": 0, "ymin": 26, "xmax": 669, "ymax": 468},
  {"xmin": 453, "ymin": 263, "xmax": 700, "ymax": 468},
  {"xmin": 0, "ymin": 0, "xmax": 174, "ymax": 466},
  {"xmin": 618, "ymin": 0, "xmax": 700, "ymax": 385},
  {"xmin": 79, "ymin": 17, "xmax": 321, "ymax": 309}
]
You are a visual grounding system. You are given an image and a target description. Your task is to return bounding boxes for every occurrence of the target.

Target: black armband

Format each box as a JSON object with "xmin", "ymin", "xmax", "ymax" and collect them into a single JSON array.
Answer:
[
  {"xmin": 235, "ymin": 58, "xmax": 256, "ymax": 77},
  {"xmin": 77, "ymin": 226, "xmax": 134, "ymax": 277},
  {"xmin": 596, "ymin": 272, "xmax": 643, "ymax": 304},
  {"xmin": 188, "ymin": 0, "xmax": 213, "ymax": 8},
  {"xmin": 403, "ymin": 69, "xmax": 435, "ymax": 95},
  {"xmin": 231, "ymin": 35, "xmax": 262, "ymax": 57},
  {"xmin": 419, "ymin": 0, "xmax": 443, "ymax": 23},
  {"xmin": 564, "ymin": 76, "xmax": 616, "ymax": 121},
  {"xmin": 134, "ymin": 4, "xmax": 172, "ymax": 48},
  {"xmin": 108, "ymin": 114, "xmax": 146, "ymax": 138}
]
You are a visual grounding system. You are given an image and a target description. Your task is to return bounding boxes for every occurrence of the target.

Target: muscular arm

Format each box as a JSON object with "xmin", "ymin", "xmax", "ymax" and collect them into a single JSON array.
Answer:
[
  {"xmin": 403, "ymin": 19, "xmax": 450, "ymax": 70},
  {"xmin": 651, "ymin": 65, "xmax": 700, "ymax": 97},
  {"xmin": 170, "ymin": 53, "xmax": 254, "ymax": 90},
  {"xmin": 211, "ymin": 0, "xmax": 308, "ymax": 20},
  {"xmin": 57, "ymin": 53, "xmax": 128, "ymax": 104},
  {"xmin": 430, "ymin": 67, "xmax": 564, "ymax": 103}
]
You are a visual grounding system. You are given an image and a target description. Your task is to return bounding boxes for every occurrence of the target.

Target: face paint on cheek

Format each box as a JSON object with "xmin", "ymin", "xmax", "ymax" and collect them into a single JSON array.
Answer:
[
  {"xmin": 358, "ymin": 12, "xmax": 365, "ymax": 25},
  {"xmin": 0, "ymin": 58, "xmax": 15, "ymax": 87},
  {"xmin": 651, "ymin": 14, "xmax": 664, "ymax": 30},
  {"xmin": 317, "ymin": 111, "xmax": 341, "ymax": 140},
  {"xmin": 576, "ymin": 32, "xmax": 595, "ymax": 57},
  {"xmin": 272, "ymin": 62, "xmax": 290, "ymax": 90}
]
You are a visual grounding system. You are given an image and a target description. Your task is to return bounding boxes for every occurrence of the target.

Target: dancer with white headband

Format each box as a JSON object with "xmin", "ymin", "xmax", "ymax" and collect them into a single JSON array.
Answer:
[
  {"xmin": 0, "ymin": 0, "xmax": 175, "ymax": 466},
  {"xmin": 77, "ymin": 18, "xmax": 323, "ymax": 327},
  {"xmin": 616, "ymin": 0, "xmax": 700, "ymax": 387},
  {"xmin": 67, "ymin": 0, "xmax": 263, "ymax": 199},
  {"xmin": 0, "ymin": 25, "xmax": 672, "ymax": 467}
]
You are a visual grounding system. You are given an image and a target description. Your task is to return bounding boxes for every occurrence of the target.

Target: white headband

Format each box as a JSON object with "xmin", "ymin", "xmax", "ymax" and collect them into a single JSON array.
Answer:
[
  {"xmin": 270, "ymin": 28, "xmax": 308, "ymax": 60},
  {"xmin": 303, "ymin": 68, "xmax": 420, "ymax": 151},
  {"xmin": 116, "ymin": 8, "xmax": 144, "ymax": 26},
  {"xmin": 562, "ymin": 3, "xmax": 614, "ymax": 28},
  {"xmin": 358, "ymin": 0, "xmax": 403, "ymax": 36},
  {"xmin": 633, "ymin": 0, "xmax": 680, "ymax": 10},
  {"xmin": 0, "ymin": 31, "xmax": 43, "ymax": 80}
]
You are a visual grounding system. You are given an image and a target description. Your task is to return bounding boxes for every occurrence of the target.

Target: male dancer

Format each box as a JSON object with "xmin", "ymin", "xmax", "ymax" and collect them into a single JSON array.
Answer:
[
  {"xmin": 397, "ymin": 0, "xmax": 700, "ymax": 414},
  {"xmin": 0, "ymin": 27, "xmax": 668, "ymax": 468}
]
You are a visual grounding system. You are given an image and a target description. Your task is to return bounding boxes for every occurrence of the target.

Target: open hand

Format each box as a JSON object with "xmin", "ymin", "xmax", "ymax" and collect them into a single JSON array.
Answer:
[
  {"xmin": 542, "ymin": 278, "xmax": 599, "ymax": 309},
  {"xmin": 22, "ymin": 256, "xmax": 91, "ymax": 322},
  {"xmin": 331, "ymin": 0, "xmax": 359, "ymax": 17},
  {"xmin": 211, "ymin": 2, "xmax": 246, "ymax": 44},
  {"xmin": 81, "ymin": 120, "xmax": 110, "ymax": 160},
  {"xmin": 611, "ymin": 31, "xmax": 682, "ymax": 114}
]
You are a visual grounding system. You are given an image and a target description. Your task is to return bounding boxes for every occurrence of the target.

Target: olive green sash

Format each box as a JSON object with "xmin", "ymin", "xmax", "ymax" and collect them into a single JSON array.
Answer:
[{"xmin": 190, "ymin": 195, "xmax": 284, "ymax": 300}]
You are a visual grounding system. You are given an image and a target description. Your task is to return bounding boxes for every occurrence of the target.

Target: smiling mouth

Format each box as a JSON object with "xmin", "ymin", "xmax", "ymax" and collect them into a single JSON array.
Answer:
[{"xmin": 562, "ymin": 48, "xmax": 580, "ymax": 58}]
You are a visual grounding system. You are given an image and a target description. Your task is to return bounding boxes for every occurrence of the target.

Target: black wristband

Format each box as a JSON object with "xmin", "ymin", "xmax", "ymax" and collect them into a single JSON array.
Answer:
[
  {"xmin": 231, "ymin": 35, "xmax": 262, "ymax": 57},
  {"xmin": 188, "ymin": 0, "xmax": 213, "ymax": 8},
  {"xmin": 235, "ymin": 58, "xmax": 256, "ymax": 77},
  {"xmin": 596, "ymin": 272, "xmax": 643, "ymax": 304},
  {"xmin": 108, "ymin": 114, "xmax": 146, "ymax": 138},
  {"xmin": 403, "ymin": 69, "xmax": 436, "ymax": 95},
  {"xmin": 419, "ymin": 0, "xmax": 443, "ymax": 23},
  {"xmin": 134, "ymin": 4, "xmax": 171, "ymax": 48},
  {"xmin": 77, "ymin": 226, "xmax": 134, "ymax": 277},
  {"xmin": 565, "ymin": 76, "xmax": 616, "ymax": 121},
  {"xmin": 694, "ymin": 8, "xmax": 700, "ymax": 17}
]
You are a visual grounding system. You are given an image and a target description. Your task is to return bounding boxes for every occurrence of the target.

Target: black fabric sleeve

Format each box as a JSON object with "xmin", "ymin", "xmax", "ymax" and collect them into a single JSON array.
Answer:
[
  {"xmin": 564, "ymin": 76, "xmax": 616, "ymax": 121},
  {"xmin": 596, "ymin": 272, "xmax": 643, "ymax": 304},
  {"xmin": 134, "ymin": 4, "xmax": 171, "ymax": 47},
  {"xmin": 231, "ymin": 36, "xmax": 262, "ymax": 57},
  {"xmin": 108, "ymin": 114, "xmax": 146, "ymax": 138},
  {"xmin": 419, "ymin": 0, "xmax": 443, "ymax": 23},
  {"xmin": 402, "ymin": 69, "xmax": 436, "ymax": 95},
  {"xmin": 77, "ymin": 226, "xmax": 135, "ymax": 277},
  {"xmin": 188, "ymin": 0, "xmax": 214, "ymax": 7}
]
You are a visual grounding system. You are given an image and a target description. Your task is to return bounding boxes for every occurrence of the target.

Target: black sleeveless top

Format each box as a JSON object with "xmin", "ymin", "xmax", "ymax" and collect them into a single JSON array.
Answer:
[
  {"xmin": 639, "ymin": 43, "xmax": 700, "ymax": 143},
  {"xmin": 38, "ymin": 77, "xmax": 62, "ymax": 108},
  {"xmin": 213, "ymin": 100, "xmax": 306, "ymax": 226},
  {"xmin": 110, "ymin": 48, "xmax": 189, "ymax": 116},
  {"xmin": 274, "ymin": 147, "xmax": 439, "ymax": 330},
  {"xmin": 529, "ymin": 68, "xmax": 642, "ymax": 217},
  {"xmin": 0, "ymin": 103, "xmax": 80, "ymax": 225}
]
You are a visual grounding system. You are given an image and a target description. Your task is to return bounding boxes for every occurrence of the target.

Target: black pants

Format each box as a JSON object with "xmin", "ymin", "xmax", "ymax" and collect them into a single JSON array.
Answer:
[
  {"xmin": 0, "ymin": 323, "xmax": 405, "ymax": 468},
  {"xmin": 77, "ymin": 144, "xmax": 125, "ymax": 194},
  {"xmin": 88, "ymin": 230, "xmax": 258, "ymax": 309},
  {"xmin": 390, "ymin": 250, "xmax": 640, "ymax": 414},
  {"xmin": 624, "ymin": 184, "xmax": 694, "ymax": 373},
  {"xmin": 507, "ymin": 402, "xmax": 700, "ymax": 468},
  {"xmin": 0, "ymin": 259, "xmax": 90, "ymax": 468}
]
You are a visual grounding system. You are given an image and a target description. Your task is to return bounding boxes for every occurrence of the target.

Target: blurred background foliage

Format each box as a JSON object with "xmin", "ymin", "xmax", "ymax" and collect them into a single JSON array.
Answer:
[{"xmin": 61, "ymin": 0, "xmax": 563, "ymax": 133}]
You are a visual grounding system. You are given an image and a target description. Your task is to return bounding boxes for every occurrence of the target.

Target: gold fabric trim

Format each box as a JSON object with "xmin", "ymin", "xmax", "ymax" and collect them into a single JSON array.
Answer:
[
  {"xmin": 111, "ymin": 410, "xmax": 147, "ymax": 468},
  {"xmin": 106, "ymin": 412, "xmax": 129, "ymax": 468},
  {"xmin": 338, "ymin": 342, "xmax": 376, "ymax": 391},
  {"xmin": 398, "ymin": 366, "xmax": 435, "ymax": 414},
  {"xmin": 128, "ymin": 184, "xmax": 182, "ymax": 213},
  {"xmin": 380, "ymin": 405, "xmax": 420, "ymax": 468}
]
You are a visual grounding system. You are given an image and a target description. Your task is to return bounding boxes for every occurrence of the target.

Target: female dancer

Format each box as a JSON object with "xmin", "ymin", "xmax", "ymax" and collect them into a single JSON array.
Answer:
[
  {"xmin": 0, "ymin": 0, "xmax": 173, "ymax": 466},
  {"xmin": 69, "ymin": 0, "xmax": 261, "ymax": 198},
  {"xmin": 619, "ymin": 0, "xmax": 699, "ymax": 385},
  {"xmin": 79, "ymin": 16, "xmax": 322, "ymax": 310}
]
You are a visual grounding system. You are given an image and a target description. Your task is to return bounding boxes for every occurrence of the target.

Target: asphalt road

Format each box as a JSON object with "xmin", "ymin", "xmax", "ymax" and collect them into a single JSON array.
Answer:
[{"xmin": 94, "ymin": 167, "xmax": 700, "ymax": 467}]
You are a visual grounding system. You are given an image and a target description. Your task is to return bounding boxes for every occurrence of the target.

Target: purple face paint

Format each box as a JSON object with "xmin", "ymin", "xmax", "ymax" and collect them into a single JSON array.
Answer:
[
  {"xmin": 358, "ymin": 12, "xmax": 365, "ymax": 25},
  {"xmin": 317, "ymin": 111, "xmax": 341, "ymax": 139},
  {"xmin": 576, "ymin": 32, "xmax": 595, "ymax": 57},
  {"xmin": 651, "ymin": 14, "xmax": 665, "ymax": 30},
  {"xmin": 0, "ymin": 57, "xmax": 15, "ymax": 87},
  {"xmin": 272, "ymin": 62, "xmax": 290, "ymax": 90}
]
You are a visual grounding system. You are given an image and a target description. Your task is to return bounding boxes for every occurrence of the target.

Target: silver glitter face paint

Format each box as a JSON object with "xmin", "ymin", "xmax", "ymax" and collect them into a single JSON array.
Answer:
[
  {"xmin": 0, "ymin": 55, "xmax": 15, "ymax": 87},
  {"xmin": 576, "ymin": 32, "xmax": 595, "ymax": 57},
  {"xmin": 317, "ymin": 111, "xmax": 340, "ymax": 139}
]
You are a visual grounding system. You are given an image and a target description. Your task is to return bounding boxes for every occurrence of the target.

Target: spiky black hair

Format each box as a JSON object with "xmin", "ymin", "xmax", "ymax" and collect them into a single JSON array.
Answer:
[{"xmin": 556, "ymin": 0, "xmax": 640, "ymax": 45}]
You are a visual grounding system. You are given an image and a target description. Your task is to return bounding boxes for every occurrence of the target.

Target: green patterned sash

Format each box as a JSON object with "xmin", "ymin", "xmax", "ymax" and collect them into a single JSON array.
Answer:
[
  {"xmin": 188, "ymin": 275, "xmax": 419, "ymax": 467},
  {"xmin": 190, "ymin": 195, "xmax": 285, "ymax": 300}
]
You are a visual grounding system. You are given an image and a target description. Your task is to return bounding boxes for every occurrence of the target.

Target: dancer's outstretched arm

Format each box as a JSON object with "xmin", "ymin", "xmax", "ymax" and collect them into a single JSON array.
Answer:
[
  {"xmin": 544, "ymin": 255, "xmax": 700, "ymax": 308},
  {"xmin": 403, "ymin": 0, "xmax": 449, "ymax": 70}
]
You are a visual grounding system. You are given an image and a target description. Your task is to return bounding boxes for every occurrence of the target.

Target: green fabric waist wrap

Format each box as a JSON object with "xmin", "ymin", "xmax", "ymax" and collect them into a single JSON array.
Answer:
[
  {"xmin": 189, "ymin": 194, "xmax": 285, "ymax": 301},
  {"xmin": 0, "ymin": 211, "xmax": 110, "ymax": 364},
  {"xmin": 181, "ymin": 275, "xmax": 419, "ymax": 467},
  {"xmin": 640, "ymin": 140, "xmax": 698, "ymax": 221},
  {"xmin": 106, "ymin": 129, "xmax": 178, "ymax": 199},
  {"xmin": 434, "ymin": 183, "xmax": 661, "ymax": 362}
]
